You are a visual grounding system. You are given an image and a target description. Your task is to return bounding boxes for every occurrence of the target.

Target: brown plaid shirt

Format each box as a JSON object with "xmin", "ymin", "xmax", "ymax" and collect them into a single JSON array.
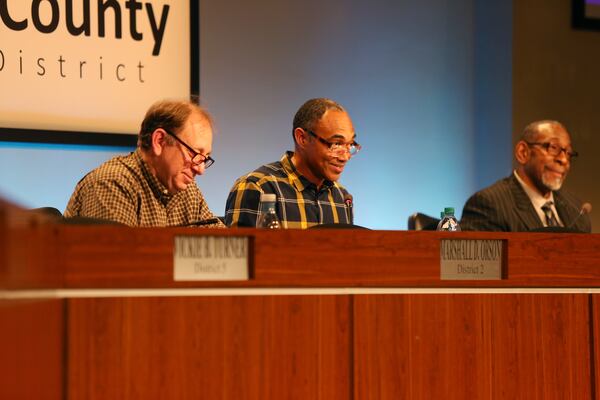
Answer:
[{"xmin": 64, "ymin": 149, "xmax": 225, "ymax": 228}]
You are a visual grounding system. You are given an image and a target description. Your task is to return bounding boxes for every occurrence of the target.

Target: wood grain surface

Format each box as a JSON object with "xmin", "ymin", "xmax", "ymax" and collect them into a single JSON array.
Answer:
[
  {"xmin": 354, "ymin": 293, "xmax": 592, "ymax": 399},
  {"xmin": 3, "ymin": 203, "xmax": 600, "ymax": 398},
  {"xmin": 0, "ymin": 299, "xmax": 64, "ymax": 400},
  {"xmin": 66, "ymin": 295, "xmax": 351, "ymax": 399},
  {"xmin": 4, "ymin": 222, "xmax": 600, "ymax": 288}
]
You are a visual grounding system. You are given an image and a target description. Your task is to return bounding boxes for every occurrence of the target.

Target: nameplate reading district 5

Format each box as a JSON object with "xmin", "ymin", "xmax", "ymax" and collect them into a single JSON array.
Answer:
[
  {"xmin": 440, "ymin": 239, "xmax": 503, "ymax": 280},
  {"xmin": 174, "ymin": 236, "xmax": 249, "ymax": 281}
]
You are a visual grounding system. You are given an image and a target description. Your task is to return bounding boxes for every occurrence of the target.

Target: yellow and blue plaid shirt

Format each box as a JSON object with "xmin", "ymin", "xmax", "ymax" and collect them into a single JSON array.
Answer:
[{"xmin": 225, "ymin": 152, "xmax": 353, "ymax": 228}]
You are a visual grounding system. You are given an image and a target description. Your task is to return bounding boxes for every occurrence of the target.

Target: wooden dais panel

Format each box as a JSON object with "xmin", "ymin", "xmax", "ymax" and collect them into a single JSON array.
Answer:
[{"xmin": 67, "ymin": 295, "xmax": 351, "ymax": 399}]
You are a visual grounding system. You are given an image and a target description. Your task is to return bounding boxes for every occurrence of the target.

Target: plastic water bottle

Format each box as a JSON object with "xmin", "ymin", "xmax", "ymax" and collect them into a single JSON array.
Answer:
[
  {"xmin": 437, "ymin": 207, "xmax": 461, "ymax": 231},
  {"xmin": 256, "ymin": 193, "xmax": 281, "ymax": 229}
]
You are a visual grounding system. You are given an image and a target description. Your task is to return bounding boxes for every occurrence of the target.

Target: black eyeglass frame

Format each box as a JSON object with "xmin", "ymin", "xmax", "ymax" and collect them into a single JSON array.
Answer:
[
  {"xmin": 162, "ymin": 128, "xmax": 215, "ymax": 168},
  {"xmin": 305, "ymin": 129, "xmax": 362, "ymax": 156},
  {"xmin": 525, "ymin": 141, "xmax": 578, "ymax": 160}
]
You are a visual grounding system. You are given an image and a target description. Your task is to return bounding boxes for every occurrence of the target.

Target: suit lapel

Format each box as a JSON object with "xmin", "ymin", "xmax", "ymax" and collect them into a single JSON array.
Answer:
[
  {"xmin": 554, "ymin": 192, "xmax": 577, "ymax": 228},
  {"xmin": 508, "ymin": 175, "xmax": 544, "ymax": 231}
]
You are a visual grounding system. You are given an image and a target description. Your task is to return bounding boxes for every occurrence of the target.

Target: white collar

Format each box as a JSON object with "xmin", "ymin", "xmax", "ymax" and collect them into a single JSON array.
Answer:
[{"xmin": 513, "ymin": 170, "xmax": 562, "ymax": 226}]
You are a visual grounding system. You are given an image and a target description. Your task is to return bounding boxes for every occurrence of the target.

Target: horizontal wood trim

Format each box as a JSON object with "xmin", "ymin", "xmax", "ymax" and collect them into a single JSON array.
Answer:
[
  {"xmin": 4, "ymin": 219, "xmax": 600, "ymax": 288},
  {"xmin": 6, "ymin": 287, "xmax": 600, "ymax": 300}
]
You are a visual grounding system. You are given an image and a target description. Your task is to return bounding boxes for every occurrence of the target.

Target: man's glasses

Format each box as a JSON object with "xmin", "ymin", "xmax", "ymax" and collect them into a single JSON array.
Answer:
[
  {"xmin": 306, "ymin": 130, "xmax": 361, "ymax": 156},
  {"xmin": 162, "ymin": 128, "xmax": 215, "ymax": 168},
  {"xmin": 525, "ymin": 141, "xmax": 578, "ymax": 160}
]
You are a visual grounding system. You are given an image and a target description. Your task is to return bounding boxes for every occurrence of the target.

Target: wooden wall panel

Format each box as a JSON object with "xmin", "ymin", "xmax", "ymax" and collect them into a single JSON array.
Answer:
[
  {"xmin": 489, "ymin": 294, "xmax": 592, "ymax": 399},
  {"xmin": 354, "ymin": 294, "xmax": 592, "ymax": 399},
  {"xmin": 591, "ymin": 294, "xmax": 600, "ymax": 400},
  {"xmin": 66, "ymin": 295, "xmax": 351, "ymax": 400},
  {"xmin": 0, "ymin": 299, "xmax": 64, "ymax": 400}
]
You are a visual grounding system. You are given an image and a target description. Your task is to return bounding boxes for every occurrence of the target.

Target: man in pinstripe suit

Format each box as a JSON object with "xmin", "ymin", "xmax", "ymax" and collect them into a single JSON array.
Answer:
[{"xmin": 460, "ymin": 120, "xmax": 591, "ymax": 232}]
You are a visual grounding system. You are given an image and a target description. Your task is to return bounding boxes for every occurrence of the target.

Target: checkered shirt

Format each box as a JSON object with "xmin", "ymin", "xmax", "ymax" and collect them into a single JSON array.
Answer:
[
  {"xmin": 64, "ymin": 149, "xmax": 224, "ymax": 228},
  {"xmin": 225, "ymin": 152, "xmax": 353, "ymax": 228}
]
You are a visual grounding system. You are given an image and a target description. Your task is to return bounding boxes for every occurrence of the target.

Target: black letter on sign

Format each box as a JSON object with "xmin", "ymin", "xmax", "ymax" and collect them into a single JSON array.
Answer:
[
  {"xmin": 37, "ymin": 58, "xmax": 46, "ymax": 76},
  {"xmin": 116, "ymin": 64, "xmax": 125, "ymax": 81},
  {"xmin": 137, "ymin": 61, "xmax": 145, "ymax": 83},
  {"xmin": 0, "ymin": 49, "xmax": 4, "ymax": 70},
  {"xmin": 32, "ymin": 0, "xmax": 59, "ymax": 33},
  {"xmin": 146, "ymin": 3, "xmax": 169, "ymax": 56},
  {"xmin": 66, "ymin": 0, "xmax": 90, "ymax": 36},
  {"xmin": 0, "ymin": 0, "xmax": 27, "ymax": 30},
  {"xmin": 125, "ymin": 0, "xmax": 143, "ymax": 40},
  {"xmin": 98, "ymin": 0, "xmax": 122, "ymax": 38}
]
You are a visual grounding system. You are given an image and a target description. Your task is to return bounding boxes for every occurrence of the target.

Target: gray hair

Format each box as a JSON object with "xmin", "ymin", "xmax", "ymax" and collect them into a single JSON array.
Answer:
[
  {"xmin": 138, "ymin": 98, "xmax": 213, "ymax": 150},
  {"xmin": 520, "ymin": 120, "xmax": 566, "ymax": 142}
]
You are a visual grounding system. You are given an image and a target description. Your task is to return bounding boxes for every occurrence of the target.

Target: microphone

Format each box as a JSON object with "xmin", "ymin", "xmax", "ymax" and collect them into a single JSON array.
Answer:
[
  {"xmin": 530, "ymin": 201, "xmax": 591, "ymax": 233},
  {"xmin": 181, "ymin": 217, "xmax": 223, "ymax": 227},
  {"xmin": 567, "ymin": 202, "xmax": 592, "ymax": 229},
  {"xmin": 344, "ymin": 194, "xmax": 353, "ymax": 225}
]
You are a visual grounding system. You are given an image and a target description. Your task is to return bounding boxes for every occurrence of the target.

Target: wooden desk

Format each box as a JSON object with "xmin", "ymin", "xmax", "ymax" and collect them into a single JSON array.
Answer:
[{"xmin": 2, "ymin": 203, "xmax": 600, "ymax": 399}]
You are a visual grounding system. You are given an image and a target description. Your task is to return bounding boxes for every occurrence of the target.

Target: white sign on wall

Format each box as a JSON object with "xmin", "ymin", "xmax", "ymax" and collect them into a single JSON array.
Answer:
[{"xmin": 0, "ymin": 0, "xmax": 198, "ymax": 144}]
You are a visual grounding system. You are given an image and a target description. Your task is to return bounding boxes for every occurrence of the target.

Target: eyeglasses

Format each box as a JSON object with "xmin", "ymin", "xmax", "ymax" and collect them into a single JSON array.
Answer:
[
  {"xmin": 162, "ymin": 128, "xmax": 215, "ymax": 168},
  {"xmin": 306, "ymin": 130, "xmax": 362, "ymax": 156},
  {"xmin": 525, "ymin": 141, "xmax": 578, "ymax": 160}
]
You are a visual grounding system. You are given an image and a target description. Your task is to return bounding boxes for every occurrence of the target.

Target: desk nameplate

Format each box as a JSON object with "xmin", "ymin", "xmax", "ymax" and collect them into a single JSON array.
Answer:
[
  {"xmin": 173, "ymin": 236, "xmax": 249, "ymax": 281},
  {"xmin": 440, "ymin": 239, "xmax": 504, "ymax": 280}
]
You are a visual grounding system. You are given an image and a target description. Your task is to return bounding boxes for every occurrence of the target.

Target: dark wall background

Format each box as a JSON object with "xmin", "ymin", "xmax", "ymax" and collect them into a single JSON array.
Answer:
[{"xmin": 514, "ymin": 0, "xmax": 600, "ymax": 231}]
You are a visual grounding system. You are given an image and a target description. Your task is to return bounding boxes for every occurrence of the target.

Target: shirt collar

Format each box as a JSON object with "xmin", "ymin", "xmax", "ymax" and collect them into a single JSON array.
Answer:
[
  {"xmin": 513, "ymin": 170, "xmax": 555, "ymax": 210},
  {"xmin": 134, "ymin": 148, "xmax": 173, "ymax": 204},
  {"xmin": 281, "ymin": 151, "xmax": 334, "ymax": 192}
]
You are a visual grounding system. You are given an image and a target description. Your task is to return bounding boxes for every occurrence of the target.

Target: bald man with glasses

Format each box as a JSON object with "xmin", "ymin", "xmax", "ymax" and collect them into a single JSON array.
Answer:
[
  {"xmin": 225, "ymin": 98, "xmax": 359, "ymax": 228},
  {"xmin": 460, "ymin": 120, "xmax": 591, "ymax": 232},
  {"xmin": 64, "ymin": 98, "xmax": 224, "ymax": 228}
]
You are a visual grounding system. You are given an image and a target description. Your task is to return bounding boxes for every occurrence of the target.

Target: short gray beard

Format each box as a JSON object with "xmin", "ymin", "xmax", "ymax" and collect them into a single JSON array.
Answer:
[{"xmin": 542, "ymin": 174, "xmax": 563, "ymax": 191}]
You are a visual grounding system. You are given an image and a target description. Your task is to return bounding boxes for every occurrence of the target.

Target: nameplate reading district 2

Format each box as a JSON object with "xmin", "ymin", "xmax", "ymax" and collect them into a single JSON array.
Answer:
[
  {"xmin": 174, "ymin": 236, "xmax": 249, "ymax": 281},
  {"xmin": 440, "ymin": 239, "xmax": 503, "ymax": 280}
]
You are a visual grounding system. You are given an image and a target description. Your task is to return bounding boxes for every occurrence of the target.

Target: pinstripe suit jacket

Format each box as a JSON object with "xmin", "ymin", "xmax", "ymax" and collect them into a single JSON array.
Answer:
[{"xmin": 460, "ymin": 174, "xmax": 591, "ymax": 232}]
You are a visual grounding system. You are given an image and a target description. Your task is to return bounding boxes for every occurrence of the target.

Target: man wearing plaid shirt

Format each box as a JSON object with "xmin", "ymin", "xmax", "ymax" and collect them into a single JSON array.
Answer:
[
  {"xmin": 65, "ymin": 98, "xmax": 224, "ymax": 228},
  {"xmin": 225, "ymin": 98, "xmax": 360, "ymax": 229}
]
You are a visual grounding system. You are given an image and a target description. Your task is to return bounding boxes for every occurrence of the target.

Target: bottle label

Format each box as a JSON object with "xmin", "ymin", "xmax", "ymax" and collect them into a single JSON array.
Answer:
[{"xmin": 437, "ymin": 216, "xmax": 461, "ymax": 231}]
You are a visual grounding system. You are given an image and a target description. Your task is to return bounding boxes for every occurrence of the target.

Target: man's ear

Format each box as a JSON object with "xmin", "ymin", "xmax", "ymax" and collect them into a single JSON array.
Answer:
[
  {"xmin": 514, "ymin": 140, "xmax": 530, "ymax": 164},
  {"xmin": 293, "ymin": 127, "xmax": 308, "ymax": 148},
  {"xmin": 150, "ymin": 128, "xmax": 167, "ymax": 156}
]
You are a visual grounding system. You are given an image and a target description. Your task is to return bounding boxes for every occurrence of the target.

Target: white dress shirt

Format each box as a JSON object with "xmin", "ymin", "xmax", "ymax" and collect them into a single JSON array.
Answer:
[{"xmin": 513, "ymin": 170, "xmax": 563, "ymax": 227}]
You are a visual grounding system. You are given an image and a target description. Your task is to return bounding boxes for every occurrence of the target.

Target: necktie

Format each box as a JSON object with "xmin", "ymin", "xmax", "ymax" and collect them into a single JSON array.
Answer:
[{"xmin": 541, "ymin": 201, "xmax": 559, "ymax": 227}]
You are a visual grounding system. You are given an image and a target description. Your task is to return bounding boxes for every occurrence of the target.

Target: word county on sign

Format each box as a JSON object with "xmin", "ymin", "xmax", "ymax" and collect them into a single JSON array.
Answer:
[
  {"xmin": 0, "ymin": 0, "xmax": 169, "ymax": 56},
  {"xmin": 0, "ymin": 0, "xmax": 169, "ymax": 83},
  {"xmin": 0, "ymin": 0, "xmax": 195, "ymax": 138}
]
